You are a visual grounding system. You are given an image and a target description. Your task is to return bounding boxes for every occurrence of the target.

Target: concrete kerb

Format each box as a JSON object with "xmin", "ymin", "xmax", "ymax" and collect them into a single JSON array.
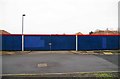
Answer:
[
  {"xmin": 26, "ymin": 51, "xmax": 105, "ymax": 55},
  {"xmin": 1, "ymin": 71, "xmax": 118, "ymax": 77},
  {"xmin": 27, "ymin": 51, "xmax": 72, "ymax": 54},
  {"xmin": 0, "ymin": 51, "xmax": 16, "ymax": 55},
  {"xmin": 0, "ymin": 50, "xmax": 119, "ymax": 55},
  {"xmin": 69, "ymin": 51, "xmax": 102, "ymax": 55},
  {"xmin": 70, "ymin": 50, "xmax": 120, "ymax": 55},
  {"xmin": 0, "ymin": 51, "xmax": 31, "ymax": 55}
]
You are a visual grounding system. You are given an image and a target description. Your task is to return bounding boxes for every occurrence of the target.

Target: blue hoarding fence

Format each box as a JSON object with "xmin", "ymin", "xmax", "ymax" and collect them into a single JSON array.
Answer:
[{"xmin": 1, "ymin": 34, "xmax": 120, "ymax": 51}]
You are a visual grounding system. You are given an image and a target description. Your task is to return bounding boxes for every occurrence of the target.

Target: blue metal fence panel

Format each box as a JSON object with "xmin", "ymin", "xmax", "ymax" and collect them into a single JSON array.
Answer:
[
  {"xmin": 0, "ymin": 35, "xmax": 2, "ymax": 50},
  {"xmin": 78, "ymin": 36, "xmax": 102, "ymax": 50},
  {"xmin": 51, "ymin": 36, "xmax": 76, "ymax": 50},
  {"xmin": 24, "ymin": 35, "xmax": 50, "ymax": 50},
  {"xmin": 106, "ymin": 36, "xmax": 119, "ymax": 50},
  {"xmin": 2, "ymin": 35, "xmax": 22, "ymax": 50},
  {"xmin": 102, "ymin": 37, "xmax": 107, "ymax": 49},
  {"xmin": 78, "ymin": 36, "xmax": 119, "ymax": 50}
]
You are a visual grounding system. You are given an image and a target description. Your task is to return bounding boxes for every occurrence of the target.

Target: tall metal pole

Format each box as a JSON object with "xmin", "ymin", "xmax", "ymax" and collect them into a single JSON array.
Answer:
[{"xmin": 22, "ymin": 14, "xmax": 25, "ymax": 51}]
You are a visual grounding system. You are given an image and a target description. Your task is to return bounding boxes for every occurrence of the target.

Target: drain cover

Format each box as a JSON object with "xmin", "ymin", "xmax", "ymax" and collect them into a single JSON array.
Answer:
[{"xmin": 37, "ymin": 63, "xmax": 48, "ymax": 67}]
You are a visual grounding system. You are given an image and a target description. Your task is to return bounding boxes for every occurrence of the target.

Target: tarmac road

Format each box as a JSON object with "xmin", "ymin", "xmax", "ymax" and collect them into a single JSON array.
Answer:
[{"xmin": 1, "ymin": 52, "xmax": 119, "ymax": 74}]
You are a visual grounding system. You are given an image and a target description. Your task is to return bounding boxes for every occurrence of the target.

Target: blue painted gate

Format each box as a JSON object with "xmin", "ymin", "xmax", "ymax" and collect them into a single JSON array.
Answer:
[{"xmin": 24, "ymin": 35, "xmax": 76, "ymax": 51}]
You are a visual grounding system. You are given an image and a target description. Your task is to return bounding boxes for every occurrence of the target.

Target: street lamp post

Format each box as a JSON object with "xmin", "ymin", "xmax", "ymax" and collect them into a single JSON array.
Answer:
[
  {"xmin": 22, "ymin": 14, "xmax": 25, "ymax": 51},
  {"xmin": 76, "ymin": 34, "xmax": 78, "ymax": 51}
]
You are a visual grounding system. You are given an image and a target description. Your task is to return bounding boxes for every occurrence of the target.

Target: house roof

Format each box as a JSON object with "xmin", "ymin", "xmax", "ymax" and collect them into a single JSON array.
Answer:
[
  {"xmin": 76, "ymin": 32, "xmax": 83, "ymax": 35},
  {"xmin": 0, "ymin": 29, "xmax": 10, "ymax": 34},
  {"xmin": 91, "ymin": 29, "xmax": 119, "ymax": 35}
]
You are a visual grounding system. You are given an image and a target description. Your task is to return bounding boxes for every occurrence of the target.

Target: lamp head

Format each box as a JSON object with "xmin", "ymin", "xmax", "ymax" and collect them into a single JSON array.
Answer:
[{"xmin": 22, "ymin": 14, "xmax": 26, "ymax": 16}]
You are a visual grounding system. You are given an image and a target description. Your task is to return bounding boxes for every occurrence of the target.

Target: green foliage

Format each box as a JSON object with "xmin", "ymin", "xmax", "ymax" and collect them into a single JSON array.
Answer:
[{"xmin": 95, "ymin": 73, "xmax": 118, "ymax": 79}]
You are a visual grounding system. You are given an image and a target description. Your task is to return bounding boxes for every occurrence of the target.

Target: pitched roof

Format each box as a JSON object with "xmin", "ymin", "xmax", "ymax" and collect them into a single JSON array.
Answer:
[
  {"xmin": 91, "ymin": 29, "xmax": 119, "ymax": 35},
  {"xmin": 0, "ymin": 29, "xmax": 10, "ymax": 34},
  {"xmin": 76, "ymin": 32, "xmax": 83, "ymax": 35}
]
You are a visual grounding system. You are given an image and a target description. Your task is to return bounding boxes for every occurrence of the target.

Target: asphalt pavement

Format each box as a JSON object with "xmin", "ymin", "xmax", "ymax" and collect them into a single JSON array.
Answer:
[{"xmin": 1, "ymin": 52, "xmax": 119, "ymax": 74}]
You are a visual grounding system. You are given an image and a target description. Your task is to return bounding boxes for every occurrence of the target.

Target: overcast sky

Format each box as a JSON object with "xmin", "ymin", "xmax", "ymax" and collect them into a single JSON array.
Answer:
[{"xmin": 0, "ymin": 0, "xmax": 119, "ymax": 34}]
